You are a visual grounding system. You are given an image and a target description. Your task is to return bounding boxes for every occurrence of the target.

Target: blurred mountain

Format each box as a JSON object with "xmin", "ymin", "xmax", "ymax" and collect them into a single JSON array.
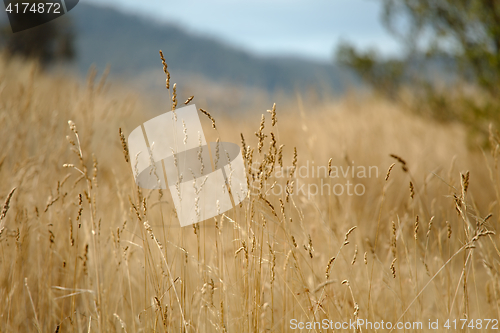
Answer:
[{"xmin": 69, "ymin": 3, "xmax": 355, "ymax": 94}]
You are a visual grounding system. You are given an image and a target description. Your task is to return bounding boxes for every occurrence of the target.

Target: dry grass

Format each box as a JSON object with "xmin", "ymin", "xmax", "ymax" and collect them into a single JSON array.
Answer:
[{"xmin": 0, "ymin": 53, "xmax": 500, "ymax": 332}]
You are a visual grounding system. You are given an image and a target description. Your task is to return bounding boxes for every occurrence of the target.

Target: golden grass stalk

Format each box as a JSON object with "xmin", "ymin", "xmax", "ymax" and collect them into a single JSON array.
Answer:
[
  {"xmin": 199, "ymin": 108, "xmax": 216, "ymax": 129},
  {"xmin": 0, "ymin": 187, "xmax": 16, "ymax": 222}
]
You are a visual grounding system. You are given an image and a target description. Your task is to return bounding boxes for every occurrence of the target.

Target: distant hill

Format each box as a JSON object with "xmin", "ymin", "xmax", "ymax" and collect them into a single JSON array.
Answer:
[{"xmin": 69, "ymin": 3, "xmax": 355, "ymax": 93}]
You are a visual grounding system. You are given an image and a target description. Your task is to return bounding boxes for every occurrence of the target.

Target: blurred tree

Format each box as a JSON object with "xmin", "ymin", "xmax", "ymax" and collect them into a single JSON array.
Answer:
[
  {"xmin": 336, "ymin": 0, "xmax": 500, "ymax": 143},
  {"xmin": 336, "ymin": 41, "xmax": 405, "ymax": 100},
  {"xmin": 0, "ymin": 14, "xmax": 74, "ymax": 67}
]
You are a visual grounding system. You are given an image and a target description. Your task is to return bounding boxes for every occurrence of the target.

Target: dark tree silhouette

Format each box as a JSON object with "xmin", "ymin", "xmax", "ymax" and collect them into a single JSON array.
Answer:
[{"xmin": 1, "ymin": 14, "xmax": 75, "ymax": 67}]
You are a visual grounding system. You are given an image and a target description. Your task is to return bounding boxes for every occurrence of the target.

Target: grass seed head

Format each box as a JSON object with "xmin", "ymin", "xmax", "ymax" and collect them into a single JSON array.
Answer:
[
  {"xmin": 199, "ymin": 108, "xmax": 216, "ymax": 129},
  {"xmin": 352, "ymin": 245, "xmax": 358, "ymax": 265},
  {"xmin": 461, "ymin": 171, "xmax": 470, "ymax": 198},
  {"xmin": 409, "ymin": 181, "xmax": 415, "ymax": 199},
  {"xmin": 159, "ymin": 50, "xmax": 170, "ymax": 89},
  {"xmin": 414, "ymin": 215, "xmax": 419, "ymax": 240},
  {"xmin": 426, "ymin": 216, "xmax": 434, "ymax": 238},
  {"xmin": 119, "ymin": 128, "xmax": 129, "ymax": 163},
  {"xmin": 289, "ymin": 147, "xmax": 297, "ymax": 178},
  {"xmin": 266, "ymin": 102, "xmax": 277, "ymax": 126},
  {"xmin": 344, "ymin": 226, "xmax": 357, "ymax": 245},
  {"xmin": 0, "ymin": 187, "xmax": 16, "ymax": 222},
  {"xmin": 385, "ymin": 163, "xmax": 396, "ymax": 181},
  {"xmin": 390, "ymin": 154, "xmax": 408, "ymax": 172},
  {"xmin": 390, "ymin": 258, "xmax": 397, "ymax": 278},
  {"xmin": 326, "ymin": 256, "xmax": 335, "ymax": 279},
  {"xmin": 172, "ymin": 83, "xmax": 178, "ymax": 110}
]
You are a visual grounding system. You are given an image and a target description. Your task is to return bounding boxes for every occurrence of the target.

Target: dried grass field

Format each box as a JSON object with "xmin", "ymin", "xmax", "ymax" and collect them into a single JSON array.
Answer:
[{"xmin": 1, "ymin": 54, "xmax": 500, "ymax": 332}]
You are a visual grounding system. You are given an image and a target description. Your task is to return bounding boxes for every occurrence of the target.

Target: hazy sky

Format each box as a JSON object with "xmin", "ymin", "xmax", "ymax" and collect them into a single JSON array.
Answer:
[{"xmin": 86, "ymin": 0, "xmax": 400, "ymax": 62}]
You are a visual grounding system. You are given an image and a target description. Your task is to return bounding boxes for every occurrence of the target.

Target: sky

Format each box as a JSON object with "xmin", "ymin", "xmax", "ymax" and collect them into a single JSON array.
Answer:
[{"xmin": 85, "ymin": 0, "xmax": 401, "ymax": 62}]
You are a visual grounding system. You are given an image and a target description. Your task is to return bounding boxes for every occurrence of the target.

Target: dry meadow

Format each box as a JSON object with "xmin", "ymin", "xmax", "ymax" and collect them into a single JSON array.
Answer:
[{"xmin": 1, "ymin": 54, "xmax": 500, "ymax": 332}]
